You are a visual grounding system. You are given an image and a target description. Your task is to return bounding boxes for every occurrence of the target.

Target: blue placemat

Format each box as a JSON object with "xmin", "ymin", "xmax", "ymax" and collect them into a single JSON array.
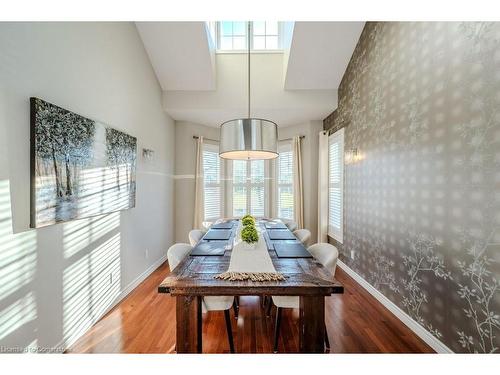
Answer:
[
  {"xmin": 191, "ymin": 241, "xmax": 227, "ymax": 256},
  {"xmin": 211, "ymin": 222, "xmax": 234, "ymax": 230},
  {"xmin": 274, "ymin": 243, "xmax": 312, "ymax": 258},
  {"xmin": 268, "ymin": 230, "xmax": 296, "ymax": 240},
  {"xmin": 203, "ymin": 229, "xmax": 232, "ymax": 240}
]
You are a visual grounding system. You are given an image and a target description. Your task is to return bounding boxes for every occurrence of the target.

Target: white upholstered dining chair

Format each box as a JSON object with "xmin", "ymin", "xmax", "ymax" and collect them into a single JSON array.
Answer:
[
  {"xmin": 281, "ymin": 218, "xmax": 298, "ymax": 232},
  {"xmin": 293, "ymin": 229, "xmax": 311, "ymax": 247},
  {"xmin": 167, "ymin": 243, "xmax": 236, "ymax": 353},
  {"xmin": 188, "ymin": 229, "xmax": 205, "ymax": 246},
  {"xmin": 270, "ymin": 242, "xmax": 339, "ymax": 353}
]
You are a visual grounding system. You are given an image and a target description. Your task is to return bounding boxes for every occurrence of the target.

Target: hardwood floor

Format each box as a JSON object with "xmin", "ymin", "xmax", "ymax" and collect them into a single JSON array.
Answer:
[{"xmin": 67, "ymin": 262, "xmax": 434, "ymax": 353}]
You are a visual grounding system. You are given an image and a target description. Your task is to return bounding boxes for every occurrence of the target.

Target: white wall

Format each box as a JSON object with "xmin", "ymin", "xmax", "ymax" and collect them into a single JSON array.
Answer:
[
  {"xmin": 174, "ymin": 121, "xmax": 219, "ymax": 243},
  {"xmin": 174, "ymin": 120, "xmax": 322, "ymax": 244},
  {"xmin": 0, "ymin": 22, "xmax": 175, "ymax": 350}
]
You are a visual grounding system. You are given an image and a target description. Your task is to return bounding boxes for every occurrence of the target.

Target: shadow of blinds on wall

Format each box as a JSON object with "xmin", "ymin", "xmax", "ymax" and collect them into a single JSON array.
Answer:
[{"xmin": 328, "ymin": 128, "xmax": 344, "ymax": 243}]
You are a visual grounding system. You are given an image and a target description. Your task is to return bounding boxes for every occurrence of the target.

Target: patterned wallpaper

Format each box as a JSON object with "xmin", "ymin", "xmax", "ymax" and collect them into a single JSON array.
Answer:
[{"xmin": 324, "ymin": 22, "xmax": 500, "ymax": 353}]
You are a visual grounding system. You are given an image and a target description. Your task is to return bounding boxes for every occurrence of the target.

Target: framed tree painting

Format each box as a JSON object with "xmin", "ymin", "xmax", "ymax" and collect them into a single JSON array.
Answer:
[{"xmin": 30, "ymin": 97, "xmax": 137, "ymax": 228}]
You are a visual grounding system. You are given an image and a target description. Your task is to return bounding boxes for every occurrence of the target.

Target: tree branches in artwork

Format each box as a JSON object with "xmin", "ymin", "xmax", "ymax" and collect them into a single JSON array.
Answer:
[
  {"xmin": 31, "ymin": 97, "xmax": 137, "ymax": 227},
  {"xmin": 34, "ymin": 98, "xmax": 95, "ymax": 198},
  {"xmin": 105, "ymin": 127, "xmax": 137, "ymax": 191}
]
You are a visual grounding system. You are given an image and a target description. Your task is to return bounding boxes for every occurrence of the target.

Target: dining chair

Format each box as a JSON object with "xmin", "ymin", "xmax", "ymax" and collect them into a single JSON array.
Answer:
[
  {"xmin": 269, "ymin": 242, "xmax": 339, "ymax": 353},
  {"xmin": 188, "ymin": 229, "xmax": 205, "ymax": 247},
  {"xmin": 281, "ymin": 218, "xmax": 298, "ymax": 232},
  {"xmin": 167, "ymin": 243, "xmax": 236, "ymax": 353},
  {"xmin": 293, "ymin": 229, "xmax": 311, "ymax": 246},
  {"xmin": 189, "ymin": 225, "xmax": 241, "ymax": 314}
]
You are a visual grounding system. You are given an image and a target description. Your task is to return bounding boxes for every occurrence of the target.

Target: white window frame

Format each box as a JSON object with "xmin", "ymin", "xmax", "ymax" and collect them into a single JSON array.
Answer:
[
  {"xmin": 227, "ymin": 159, "xmax": 269, "ymax": 218},
  {"xmin": 216, "ymin": 21, "xmax": 283, "ymax": 53},
  {"xmin": 276, "ymin": 141, "xmax": 294, "ymax": 220},
  {"xmin": 202, "ymin": 141, "xmax": 224, "ymax": 222},
  {"xmin": 328, "ymin": 128, "xmax": 344, "ymax": 243}
]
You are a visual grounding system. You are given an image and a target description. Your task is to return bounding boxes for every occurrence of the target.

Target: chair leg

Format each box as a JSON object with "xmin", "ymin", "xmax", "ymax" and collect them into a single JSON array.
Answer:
[
  {"xmin": 197, "ymin": 296, "xmax": 202, "ymax": 353},
  {"xmin": 224, "ymin": 309, "xmax": 235, "ymax": 353},
  {"xmin": 266, "ymin": 297, "xmax": 273, "ymax": 318},
  {"xmin": 232, "ymin": 298, "xmax": 239, "ymax": 319},
  {"xmin": 324, "ymin": 324, "xmax": 330, "ymax": 352},
  {"xmin": 273, "ymin": 307, "xmax": 282, "ymax": 353}
]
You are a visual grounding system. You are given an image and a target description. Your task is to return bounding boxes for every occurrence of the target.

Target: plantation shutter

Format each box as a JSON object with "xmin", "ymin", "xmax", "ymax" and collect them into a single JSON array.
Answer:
[
  {"xmin": 231, "ymin": 159, "xmax": 266, "ymax": 217},
  {"xmin": 328, "ymin": 128, "xmax": 344, "ymax": 242},
  {"xmin": 250, "ymin": 160, "xmax": 265, "ymax": 217},
  {"xmin": 277, "ymin": 143, "xmax": 294, "ymax": 219},
  {"xmin": 232, "ymin": 160, "xmax": 247, "ymax": 217},
  {"xmin": 203, "ymin": 143, "xmax": 222, "ymax": 221}
]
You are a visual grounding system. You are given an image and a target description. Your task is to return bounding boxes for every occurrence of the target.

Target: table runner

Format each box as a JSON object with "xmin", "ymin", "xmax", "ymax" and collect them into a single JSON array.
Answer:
[{"xmin": 214, "ymin": 224, "xmax": 286, "ymax": 281}]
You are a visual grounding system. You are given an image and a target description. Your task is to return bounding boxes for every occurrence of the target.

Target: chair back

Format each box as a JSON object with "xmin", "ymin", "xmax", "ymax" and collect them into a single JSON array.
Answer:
[
  {"xmin": 167, "ymin": 243, "xmax": 192, "ymax": 271},
  {"xmin": 188, "ymin": 229, "xmax": 205, "ymax": 246},
  {"xmin": 293, "ymin": 229, "xmax": 311, "ymax": 246},
  {"xmin": 307, "ymin": 243, "xmax": 339, "ymax": 276},
  {"xmin": 281, "ymin": 218, "xmax": 298, "ymax": 232}
]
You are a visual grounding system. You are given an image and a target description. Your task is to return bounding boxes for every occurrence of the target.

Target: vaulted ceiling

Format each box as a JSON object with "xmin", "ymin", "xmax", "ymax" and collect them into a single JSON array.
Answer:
[{"xmin": 136, "ymin": 21, "xmax": 364, "ymax": 127}]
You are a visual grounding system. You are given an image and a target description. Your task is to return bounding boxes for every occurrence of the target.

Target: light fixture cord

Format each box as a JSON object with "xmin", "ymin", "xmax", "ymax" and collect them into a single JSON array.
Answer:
[{"xmin": 247, "ymin": 21, "xmax": 251, "ymax": 119}]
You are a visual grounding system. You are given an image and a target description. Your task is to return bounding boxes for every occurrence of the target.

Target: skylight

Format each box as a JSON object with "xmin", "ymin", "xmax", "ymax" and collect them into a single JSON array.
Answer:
[{"xmin": 215, "ymin": 21, "xmax": 282, "ymax": 52}]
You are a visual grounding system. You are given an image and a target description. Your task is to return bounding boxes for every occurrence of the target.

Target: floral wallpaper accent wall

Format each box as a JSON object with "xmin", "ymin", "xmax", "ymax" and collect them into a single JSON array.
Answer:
[{"xmin": 324, "ymin": 22, "xmax": 500, "ymax": 353}]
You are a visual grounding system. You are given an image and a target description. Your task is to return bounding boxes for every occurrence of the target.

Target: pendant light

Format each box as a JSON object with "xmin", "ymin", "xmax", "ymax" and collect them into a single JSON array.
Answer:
[{"xmin": 219, "ymin": 22, "xmax": 279, "ymax": 160}]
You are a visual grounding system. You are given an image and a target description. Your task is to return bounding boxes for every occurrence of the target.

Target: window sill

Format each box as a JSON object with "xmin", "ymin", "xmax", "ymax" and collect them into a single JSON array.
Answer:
[
  {"xmin": 327, "ymin": 234, "xmax": 343, "ymax": 245},
  {"xmin": 215, "ymin": 50, "xmax": 284, "ymax": 55}
]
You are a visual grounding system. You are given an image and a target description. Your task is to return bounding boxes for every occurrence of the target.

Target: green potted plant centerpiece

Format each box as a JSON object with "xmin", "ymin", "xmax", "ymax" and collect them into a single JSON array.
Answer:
[
  {"xmin": 241, "ymin": 214, "xmax": 259, "ymax": 245},
  {"xmin": 241, "ymin": 215, "xmax": 255, "ymax": 227}
]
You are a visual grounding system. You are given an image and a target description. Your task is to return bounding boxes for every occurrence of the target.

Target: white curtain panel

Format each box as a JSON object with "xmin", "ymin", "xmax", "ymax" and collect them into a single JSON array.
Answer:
[
  {"xmin": 317, "ymin": 131, "xmax": 329, "ymax": 242},
  {"xmin": 193, "ymin": 136, "xmax": 204, "ymax": 230},
  {"xmin": 292, "ymin": 136, "xmax": 304, "ymax": 229}
]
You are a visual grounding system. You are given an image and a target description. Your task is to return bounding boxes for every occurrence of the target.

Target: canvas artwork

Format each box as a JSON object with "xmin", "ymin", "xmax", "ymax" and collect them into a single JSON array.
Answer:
[{"xmin": 30, "ymin": 97, "xmax": 137, "ymax": 228}]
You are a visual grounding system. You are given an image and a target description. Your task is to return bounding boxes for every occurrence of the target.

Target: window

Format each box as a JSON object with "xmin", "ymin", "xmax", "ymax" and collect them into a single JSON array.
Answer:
[
  {"xmin": 203, "ymin": 142, "xmax": 223, "ymax": 221},
  {"xmin": 328, "ymin": 128, "xmax": 344, "ymax": 243},
  {"xmin": 252, "ymin": 21, "xmax": 279, "ymax": 50},
  {"xmin": 217, "ymin": 21, "xmax": 282, "ymax": 51},
  {"xmin": 218, "ymin": 21, "xmax": 247, "ymax": 51},
  {"xmin": 276, "ymin": 142, "xmax": 294, "ymax": 219},
  {"xmin": 231, "ymin": 160, "xmax": 266, "ymax": 217}
]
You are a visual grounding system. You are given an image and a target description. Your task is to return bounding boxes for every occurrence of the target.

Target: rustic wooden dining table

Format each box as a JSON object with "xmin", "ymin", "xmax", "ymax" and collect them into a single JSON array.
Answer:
[{"xmin": 158, "ymin": 220, "xmax": 344, "ymax": 353}]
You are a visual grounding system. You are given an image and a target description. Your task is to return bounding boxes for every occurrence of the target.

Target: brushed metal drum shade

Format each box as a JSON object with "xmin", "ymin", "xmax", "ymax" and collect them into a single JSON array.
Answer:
[{"xmin": 219, "ymin": 118, "xmax": 278, "ymax": 160}]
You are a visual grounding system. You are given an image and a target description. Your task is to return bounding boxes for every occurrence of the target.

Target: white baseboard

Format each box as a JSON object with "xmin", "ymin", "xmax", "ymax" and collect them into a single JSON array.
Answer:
[
  {"xmin": 61, "ymin": 254, "xmax": 167, "ymax": 351},
  {"xmin": 337, "ymin": 259, "xmax": 453, "ymax": 353},
  {"xmin": 115, "ymin": 254, "xmax": 168, "ymax": 303}
]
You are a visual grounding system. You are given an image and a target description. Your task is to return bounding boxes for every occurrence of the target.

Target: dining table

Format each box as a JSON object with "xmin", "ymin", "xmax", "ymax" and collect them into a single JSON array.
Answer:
[{"xmin": 158, "ymin": 219, "xmax": 344, "ymax": 353}]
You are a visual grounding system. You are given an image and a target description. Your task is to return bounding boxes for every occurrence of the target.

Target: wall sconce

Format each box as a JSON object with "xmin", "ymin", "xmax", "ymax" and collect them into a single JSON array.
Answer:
[
  {"xmin": 345, "ymin": 148, "xmax": 360, "ymax": 164},
  {"xmin": 142, "ymin": 148, "xmax": 155, "ymax": 162}
]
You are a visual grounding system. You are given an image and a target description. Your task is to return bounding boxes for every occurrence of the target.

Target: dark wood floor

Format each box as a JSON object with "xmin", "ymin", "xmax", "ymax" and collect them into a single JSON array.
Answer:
[{"xmin": 67, "ymin": 262, "xmax": 434, "ymax": 353}]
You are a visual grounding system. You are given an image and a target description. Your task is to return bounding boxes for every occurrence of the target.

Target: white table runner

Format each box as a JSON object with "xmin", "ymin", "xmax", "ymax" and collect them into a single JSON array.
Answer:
[
  {"xmin": 214, "ymin": 223, "xmax": 285, "ymax": 281},
  {"xmin": 226, "ymin": 224, "xmax": 277, "ymax": 273}
]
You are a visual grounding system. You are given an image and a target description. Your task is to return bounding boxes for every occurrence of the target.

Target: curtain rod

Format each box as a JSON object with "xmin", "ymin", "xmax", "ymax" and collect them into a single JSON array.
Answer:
[
  {"xmin": 192, "ymin": 135, "xmax": 218, "ymax": 142},
  {"xmin": 324, "ymin": 120, "xmax": 349, "ymax": 135},
  {"xmin": 279, "ymin": 135, "xmax": 305, "ymax": 141},
  {"xmin": 193, "ymin": 135, "xmax": 305, "ymax": 142}
]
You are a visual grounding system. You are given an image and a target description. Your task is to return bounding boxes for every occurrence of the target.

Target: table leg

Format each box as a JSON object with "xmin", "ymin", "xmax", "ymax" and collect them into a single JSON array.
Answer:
[
  {"xmin": 176, "ymin": 295, "xmax": 201, "ymax": 353},
  {"xmin": 299, "ymin": 295, "xmax": 325, "ymax": 353}
]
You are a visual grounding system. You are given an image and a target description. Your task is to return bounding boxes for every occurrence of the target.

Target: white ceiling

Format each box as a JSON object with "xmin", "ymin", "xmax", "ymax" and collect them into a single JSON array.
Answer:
[
  {"xmin": 135, "ymin": 22, "xmax": 216, "ymax": 91},
  {"xmin": 136, "ymin": 21, "xmax": 364, "ymax": 127},
  {"xmin": 284, "ymin": 22, "xmax": 364, "ymax": 90},
  {"xmin": 163, "ymin": 53, "xmax": 338, "ymax": 127}
]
